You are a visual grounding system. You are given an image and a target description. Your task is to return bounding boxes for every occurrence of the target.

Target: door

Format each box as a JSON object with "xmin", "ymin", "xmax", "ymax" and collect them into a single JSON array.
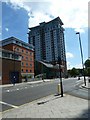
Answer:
[{"xmin": 10, "ymin": 71, "xmax": 19, "ymax": 84}]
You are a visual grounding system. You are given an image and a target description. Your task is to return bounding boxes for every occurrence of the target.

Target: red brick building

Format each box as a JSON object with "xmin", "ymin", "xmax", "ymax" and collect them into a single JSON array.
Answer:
[
  {"xmin": 2, "ymin": 37, "xmax": 34, "ymax": 80},
  {"xmin": 0, "ymin": 48, "xmax": 21, "ymax": 84}
]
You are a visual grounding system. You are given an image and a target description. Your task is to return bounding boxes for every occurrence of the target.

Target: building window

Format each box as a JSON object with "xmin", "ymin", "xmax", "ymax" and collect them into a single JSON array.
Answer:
[
  {"xmin": 22, "ymin": 49, "xmax": 24, "ymax": 52},
  {"xmin": 26, "ymin": 51, "xmax": 28, "ymax": 54},
  {"xmin": 17, "ymin": 48, "xmax": 19, "ymax": 51},
  {"xmin": 30, "ymin": 64, "xmax": 32, "ymax": 67},
  {"xmin": 2, "ymin": 52, "xmax": 10, "ymax": 58},
  {"xmin": 22, "ymin": 56, "xmax": 24, "ymax": 59},
  {"xmin": 22, "ymin": 62, "xmax": 24, "ymax": 66},
  {"xmin": 26, "ymin": 63, "xmax": 28, "ymax": 66},
  {"xmin": 16, "ymin": 41, "xmax": 18, "ymax": 43},
  {"xmin": 26, "ymin": 57, "xmax": 28, "ymax": 60},
  {"xmin": 26, "ymin": 69, "xmax": 28, "ymax": 72},
  {"xmin": 30, "ymin": 58, "xmax": 32, "ymax": 61},
  {"xmin": 15, "ymin": 55, "xmax": 19, "ymax": 60},
  {"xmin": 22, "ymin": 69, "xmax": 23, "ymax": 72},
  {"xmin": 30, "ymin": 70, "xmax": 32, "ymax": 73},
  {"xmin": 30, "ymin": 52, "xmax": 32, "ymax": 56}
]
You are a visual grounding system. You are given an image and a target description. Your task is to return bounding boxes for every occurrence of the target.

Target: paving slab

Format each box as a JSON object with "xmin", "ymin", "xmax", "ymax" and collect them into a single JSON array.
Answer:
[{"xmin": 1, "ymin": 94, "xmax": 89, "ymax": 118}]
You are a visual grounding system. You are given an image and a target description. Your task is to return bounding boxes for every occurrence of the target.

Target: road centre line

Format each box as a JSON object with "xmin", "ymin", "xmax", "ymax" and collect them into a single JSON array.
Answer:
[{"xmin": 0, "ymin": 101, "xmax": 19, "ymax": 108}]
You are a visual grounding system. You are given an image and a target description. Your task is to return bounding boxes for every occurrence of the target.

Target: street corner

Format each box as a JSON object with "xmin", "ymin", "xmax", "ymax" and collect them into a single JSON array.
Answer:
[{"xmin": 81, "ymin": 82, "xmax": 90, "ymax": 89}]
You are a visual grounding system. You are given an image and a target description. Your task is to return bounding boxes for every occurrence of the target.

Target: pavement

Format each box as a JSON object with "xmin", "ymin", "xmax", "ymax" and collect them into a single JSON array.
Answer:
[
  {"xmin": 1, "ymin": 94, "xmax": 89, "ymax": 119},
  {"xmin": 0, "ymin": 79, "xmax": 53, "ymax": 88},
  {"xmin": 0, "ymin": 78, "xmax": 90, "ymax": 119},
  {"xmin": 82, "ymin": 80, "xmax": 90, "ymax": 89}
]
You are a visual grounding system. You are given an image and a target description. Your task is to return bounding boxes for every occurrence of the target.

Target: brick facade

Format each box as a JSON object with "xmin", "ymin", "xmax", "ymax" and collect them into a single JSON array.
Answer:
[
  {"xmin": 2, "ymin": 58, "xmax": 21, "ymax": 84},
  {"xmin": 2, "ymin": 37, "xmax": 34, "ymax": 79}
]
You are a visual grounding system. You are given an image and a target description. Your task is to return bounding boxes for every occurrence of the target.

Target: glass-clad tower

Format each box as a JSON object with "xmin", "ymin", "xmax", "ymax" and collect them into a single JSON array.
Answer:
[{"xmin": 28, "ymin": 17, "xmax": 67, "ymax": 76}]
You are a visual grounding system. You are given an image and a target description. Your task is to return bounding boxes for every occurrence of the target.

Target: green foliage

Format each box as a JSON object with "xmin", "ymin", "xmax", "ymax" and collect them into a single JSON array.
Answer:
[
  {"xmin": 28, "ymin": 75, "xmax": 32, "ymax": 78},
  {"xmin": 68, "ymin": 67, "xmax": 79, "ymax": 77},
  {"xmin": 84, "ymin": 59, "xmax": 90, "ymax": 68},
  {"xmin": 21, "ymin": 75, "xmax": 32, "ymax": 79},
  {"xmin": 85, "ymin": 68, "xmax": 90, "ymax": 76},
  {"xmin": 84, "ymin": 59, "xmax": 90, "ymax": 76},
  {"xmin": 21, "ymin": 75, "xmax": 26, "ymax": 79}
]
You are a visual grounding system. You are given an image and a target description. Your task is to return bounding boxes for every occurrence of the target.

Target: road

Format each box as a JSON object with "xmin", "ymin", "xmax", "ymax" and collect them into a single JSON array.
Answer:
[{"xmin": 1, "ymin": 78, "xmax": 89, "ymax": 112}]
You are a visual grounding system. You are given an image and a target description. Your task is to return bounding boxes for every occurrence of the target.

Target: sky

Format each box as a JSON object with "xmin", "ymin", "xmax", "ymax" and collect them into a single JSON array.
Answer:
[{"xmin": 0, "ymin": 0, "xmax": 89, "ymax": 69}]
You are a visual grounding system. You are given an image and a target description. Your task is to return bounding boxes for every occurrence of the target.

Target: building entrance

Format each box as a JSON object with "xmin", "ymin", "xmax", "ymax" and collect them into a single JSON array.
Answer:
[{"xmin": 10, "ymin": 71, "xmax": 19, "ymax": 84}]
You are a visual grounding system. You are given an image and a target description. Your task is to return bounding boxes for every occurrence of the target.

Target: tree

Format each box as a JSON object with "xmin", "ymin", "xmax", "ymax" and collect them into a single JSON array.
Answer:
[
  {"xmin": 84, "ymin": 59, "xmax": 90, "ymax": 68},
  {"xmin": 84, "ymin": 59, "xmax": 90, "ymax": 77},
  {"xmin": 68, "ymin": 68, "xmax": 79, "ymax": 77}
]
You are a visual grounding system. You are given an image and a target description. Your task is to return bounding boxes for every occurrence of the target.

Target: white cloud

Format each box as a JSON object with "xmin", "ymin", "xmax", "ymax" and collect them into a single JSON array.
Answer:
[
  {"xmin": 66, "ymin": 52, "xmax": 74, "ymax": 59},
  {"xmin": 75, "ymin": 28, "xmax": 85, "ymax": 33},
  {"xmin": 67, "ymin": 61, "xmax": 83, "ymax": 70},
  {"xmin": 28, "ymin": 11, "xmax": 53, "ymax": 27},
  {"xmin": 3, "ymin": 0, "xmax": 89, "ymax": 32},
  {"xmin": 4, "ymin": 0, "xmax": 31, "ymax": 12},
  {"xmin": 74, "ymin": 63, "xmax": 83, "ymax": 69},
  {"xmin": 67, "ymin": 61, "xmax": 71, "ymax": 70},
  {"xmin": 5, "ymin": 28, "xmax": 9, "ymax": 31},
  {"xmin": 67, "ymin": 61, "xmax": 77, "ymax": 70}
]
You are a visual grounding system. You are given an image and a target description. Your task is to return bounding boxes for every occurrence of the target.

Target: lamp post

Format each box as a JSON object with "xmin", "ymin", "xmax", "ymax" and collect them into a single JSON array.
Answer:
[
  {"xmin": 13, "ymin": 46, "xmax": 17, "ymax": 85},
  {"xmin": 76, "ymin": 32, "xmax": 86, "ymax": 86},
  {"xmin": 52, "ymin": 57, "xmax": 63, "ymax": 97},
  {"xmin": 58, "ymin": 57, "xmax": 63, "ymax": 97},
  {"xmin": 41, "ymin": 62, "xmax": 44, "ymax": 81}
]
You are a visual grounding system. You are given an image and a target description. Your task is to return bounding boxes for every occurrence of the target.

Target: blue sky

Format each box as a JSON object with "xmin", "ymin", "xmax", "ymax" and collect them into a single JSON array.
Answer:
[
  {"xmin": 2, "ymin": 2, "xmax": 29, "ymax": 41},
  {"xmin": 1, "ymin": 0, "xmax": 89, "ymax": 69}
]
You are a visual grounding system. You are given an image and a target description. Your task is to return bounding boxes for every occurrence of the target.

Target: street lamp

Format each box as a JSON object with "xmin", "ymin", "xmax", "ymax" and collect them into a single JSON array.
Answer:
[
  {"xmin": 58, "ymin": 57, "xmax": 63, "ymax": 97},
  {"xmin": 41, "ymin": 61, "xmax": 44, "ymax": 81},
  {"xmin": 52, "ymin": 57, "xmax": 63, "ymax": 97},
  {"xmin": 76, "ymin": 32, "xmax": 86, "ymax": 86},
  {"xmin": 13, "ymin": 46, "xmax": 17, "ymax": 85}
]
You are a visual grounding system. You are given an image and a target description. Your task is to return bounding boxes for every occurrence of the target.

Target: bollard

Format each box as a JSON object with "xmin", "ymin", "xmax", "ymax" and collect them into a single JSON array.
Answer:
[{"xmin": 57, "ymin": 84, "xmax": 61, "ymax": 95}]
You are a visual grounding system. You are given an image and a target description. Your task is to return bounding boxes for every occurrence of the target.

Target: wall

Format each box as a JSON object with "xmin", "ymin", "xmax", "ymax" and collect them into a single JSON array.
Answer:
[
  {"xmin": 3, "ymin": 44, "xmax": 34, "ymax": 78},
  {"xmin": 2, "ymin": 58, "xmax": 21, "ymax": 84}
]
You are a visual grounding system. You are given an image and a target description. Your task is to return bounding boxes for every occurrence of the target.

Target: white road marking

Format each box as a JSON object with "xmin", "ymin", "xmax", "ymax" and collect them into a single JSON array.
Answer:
[
  {"xmin": 31, "ymin": 86, "xmax": 33, "ymax": 87},
  {"xmin": 16, "ymin": 88, "xmax": 19, "ymax": 90},
  {"xmin": 0, "ymin": 101, "xmax": 18, "ymax": 108},
  {"xmin": 76, "ymin": 79, "xmax": 83, "ymax": 83},
  {"xmin": 6, "ymin": 90, "xmax": 10, "ymax": 92},
  {"xmin": 25, "ymin": 87, "xmax": 27, "ymax": 89}
]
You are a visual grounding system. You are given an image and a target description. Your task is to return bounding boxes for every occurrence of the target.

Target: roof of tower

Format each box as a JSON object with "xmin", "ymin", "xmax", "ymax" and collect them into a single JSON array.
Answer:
[{"xmin": 28, "ymin": 16, "xmax": 64, "ymax": 30}]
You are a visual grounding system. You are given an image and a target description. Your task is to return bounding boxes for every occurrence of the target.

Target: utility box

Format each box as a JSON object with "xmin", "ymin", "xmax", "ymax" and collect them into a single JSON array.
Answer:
[{"xmin": 57, "ymin": 84, "xmax": 61, "ymax": 95}]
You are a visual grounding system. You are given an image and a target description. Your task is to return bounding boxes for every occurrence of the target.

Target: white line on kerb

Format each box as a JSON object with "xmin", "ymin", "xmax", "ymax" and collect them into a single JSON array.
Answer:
[{"xmin": 0, "ymin": 101, "xmax": 19, "ymax": 108}]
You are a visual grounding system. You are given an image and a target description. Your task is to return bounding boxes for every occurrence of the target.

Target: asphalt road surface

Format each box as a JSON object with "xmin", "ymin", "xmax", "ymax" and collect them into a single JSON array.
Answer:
[{"xmin": 1, "ymin": 78, "xmax": 89, "ymax": 112}]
